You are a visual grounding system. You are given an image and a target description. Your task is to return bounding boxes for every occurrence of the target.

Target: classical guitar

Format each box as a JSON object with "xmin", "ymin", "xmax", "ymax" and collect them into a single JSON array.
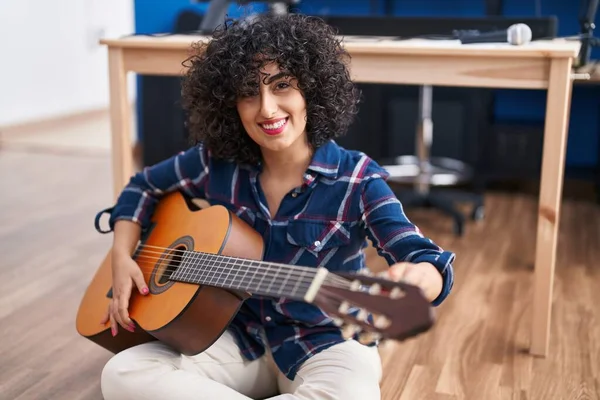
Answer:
[{"xmin": 76, "ymin": 191, "xmax": 434, "ymax": 355}]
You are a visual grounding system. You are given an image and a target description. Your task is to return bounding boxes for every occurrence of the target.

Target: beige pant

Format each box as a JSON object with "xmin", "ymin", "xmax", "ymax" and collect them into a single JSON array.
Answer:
[{"xmin": 101, "ymin": 330, "xmax": 382, "ymax": 400}]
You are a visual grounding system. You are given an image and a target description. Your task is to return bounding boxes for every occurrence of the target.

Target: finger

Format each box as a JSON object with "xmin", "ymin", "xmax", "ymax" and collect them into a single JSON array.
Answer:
[
  {"xmin": 111, "ymin": 296, "xmax": 124, "ymax": 327},
  {"xmin": 109, "ymin": 304, "xmax": 118, "ymax": 337},
  {"xmin": 401, "ymin": 266, "xmax": 425, "ymax": 287},
  {"xmin": 402, "ymin": 267, "xmax": 439, "ymax": 301},
  {"xmin": 387, "ymin": 262, "xmax": 411, "ymax": 281},
  {"xmin": 132, "ymin": 267, "xmax": 149, "ymax": 295},
  {"xmin": 117, "ymin": 291, "xmax": 134, "ymax": 331}
]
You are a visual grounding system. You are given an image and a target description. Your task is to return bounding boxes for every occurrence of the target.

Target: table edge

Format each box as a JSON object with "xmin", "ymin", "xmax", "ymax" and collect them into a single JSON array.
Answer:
[{"xmin": 99, "ymin": 36, "xmax": 581, "ymax": 59}]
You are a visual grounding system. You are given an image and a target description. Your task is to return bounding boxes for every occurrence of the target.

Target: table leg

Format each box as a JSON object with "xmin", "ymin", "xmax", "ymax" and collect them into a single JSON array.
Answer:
[
  {"xmin": 107, "ymin": 48, "xmax": 134, "ymax": 201},
  {"xmin": 530, "ymin": 57, "xmax": 574, "ymax": 356}
]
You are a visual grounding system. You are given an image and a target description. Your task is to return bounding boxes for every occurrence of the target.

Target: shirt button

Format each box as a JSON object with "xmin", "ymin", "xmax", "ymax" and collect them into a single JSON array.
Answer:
[
  {"xmin": 265, "ymin": 316, "xmax": 272, "ymax": 322},
  {"xmin": 291, "ymin": 192, "xmax": 298, "ymax": 198},
  {"xmin": 314, "ymin": 240, "xmax": 321, "ymax": 247}
]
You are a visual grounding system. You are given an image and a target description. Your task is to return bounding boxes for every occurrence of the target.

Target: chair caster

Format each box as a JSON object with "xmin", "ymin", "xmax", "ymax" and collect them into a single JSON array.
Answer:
[{"xmin": 471, "ymin": 205, "xmax": 485, "ymax": 221}]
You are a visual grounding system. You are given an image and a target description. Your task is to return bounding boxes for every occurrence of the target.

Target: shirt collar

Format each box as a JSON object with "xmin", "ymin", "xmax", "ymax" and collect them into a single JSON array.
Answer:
[{"xmin": 306, "ymin": 140, "xmax": 341, "ymax": 179}]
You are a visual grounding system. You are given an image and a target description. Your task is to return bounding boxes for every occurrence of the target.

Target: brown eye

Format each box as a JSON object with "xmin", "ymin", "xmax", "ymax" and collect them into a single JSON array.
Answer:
[{"xmin": 275, "ymin": 82, "xmax": 290, "ymax": 90}]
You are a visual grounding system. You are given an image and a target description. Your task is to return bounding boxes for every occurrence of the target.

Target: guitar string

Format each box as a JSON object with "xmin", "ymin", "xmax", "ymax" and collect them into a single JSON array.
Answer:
[
  {"xmin": 131, "ymin": 259, "xmax": 351, "ymax": 300},
  {"xmin": 136, "ymin": 243, "xmax": 351, "ymax": 277},
  {"xmin": 127, "ymin": 249, "xmax": 354, "ymax": 294},
  {"xmin": 132, "ymin": 253, "xmax": 353, "ymax": 292},
  {"xmin": 132, "ymin": 254, "xmax": 353, "ymax": 291},
  {"xmin": 134, "ymin": 246, "xmax": 344, "ymax": 279},
  {"xmin": 138, "ymin": 259, "xmax": 317, "ymax": 298},
  {"xmin": 133, "ymin": 243, "xmax": 354, "ymax": 286}
]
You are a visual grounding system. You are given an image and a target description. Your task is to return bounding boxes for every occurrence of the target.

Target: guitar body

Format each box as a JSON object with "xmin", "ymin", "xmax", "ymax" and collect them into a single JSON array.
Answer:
[{"xmin": 76, "ymin": 192, "xmax": 264, "ymax": 356}]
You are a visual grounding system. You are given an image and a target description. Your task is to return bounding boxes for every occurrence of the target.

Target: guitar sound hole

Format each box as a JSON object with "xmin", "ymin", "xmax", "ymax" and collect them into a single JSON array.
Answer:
[
  {"xmin": 157, "ymin": 245, "xmax": 186, "ymax": 285},
  {"xmin": 149, "ymin": 236, "xmax": 194, "ymax": 295}
]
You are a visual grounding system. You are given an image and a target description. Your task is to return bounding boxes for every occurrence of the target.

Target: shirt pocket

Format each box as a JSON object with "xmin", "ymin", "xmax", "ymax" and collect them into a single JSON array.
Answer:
[{"xmin": 286, "ymin": 219, "xmax": 352, "ymax": 268}]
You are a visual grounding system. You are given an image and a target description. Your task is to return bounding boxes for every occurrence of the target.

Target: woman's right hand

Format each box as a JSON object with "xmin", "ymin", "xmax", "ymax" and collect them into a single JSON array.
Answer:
[{"xmin": 101, "ymin": 250, "xmax": 149, "ymax": 336}]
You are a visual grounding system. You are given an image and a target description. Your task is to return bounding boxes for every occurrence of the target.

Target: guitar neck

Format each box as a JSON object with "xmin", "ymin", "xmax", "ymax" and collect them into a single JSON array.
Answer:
[{"xmin": 168, "ymin": 250, "xmax": 328, "ymax": 302}]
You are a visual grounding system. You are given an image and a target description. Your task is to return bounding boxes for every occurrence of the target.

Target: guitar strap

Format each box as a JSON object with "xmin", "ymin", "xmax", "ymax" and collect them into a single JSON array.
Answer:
[{"xmin": 94, "ymin": 207, "xmax": 114, "ymax": 234}]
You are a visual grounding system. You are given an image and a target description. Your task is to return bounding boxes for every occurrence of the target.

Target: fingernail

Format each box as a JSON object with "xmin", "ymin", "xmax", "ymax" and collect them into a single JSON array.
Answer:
[
  {"xmin": 127, "ymin": 324, "xmax": 135, "ymax": 332},
  {"xmin": 142, "ymin": 287, "xmax": 149, "ymax": 295},
  {"xmin": 111, "ymin": 327, "xmax": 117, "ymax": 337}
]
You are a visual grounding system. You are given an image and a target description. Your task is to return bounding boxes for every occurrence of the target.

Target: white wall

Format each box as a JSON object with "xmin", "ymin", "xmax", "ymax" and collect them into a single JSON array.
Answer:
[{"xmin": 0, "ymin": 0, "xmax": 135, "ymax": 127}]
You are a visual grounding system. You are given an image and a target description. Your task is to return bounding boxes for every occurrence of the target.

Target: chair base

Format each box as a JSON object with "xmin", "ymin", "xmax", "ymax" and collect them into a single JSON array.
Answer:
[{"xmin": 383, "ymin": 155, "xmax": 473, "ymax": 187}]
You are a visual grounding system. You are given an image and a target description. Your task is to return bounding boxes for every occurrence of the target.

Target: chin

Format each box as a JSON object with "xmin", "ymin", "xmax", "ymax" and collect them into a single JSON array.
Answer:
[
  {"xmin": 261, "ymin": 138, "xmax": 295, "ymax": 152},
  {"xmin": 257, "ymin": 130, "xmax": 299, "ymax": 150}
]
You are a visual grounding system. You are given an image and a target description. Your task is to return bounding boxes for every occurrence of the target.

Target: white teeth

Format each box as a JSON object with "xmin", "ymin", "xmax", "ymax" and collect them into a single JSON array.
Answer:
[{"xmin": 261, "ymin": 119, "xmax": 286, "ymax": 130}]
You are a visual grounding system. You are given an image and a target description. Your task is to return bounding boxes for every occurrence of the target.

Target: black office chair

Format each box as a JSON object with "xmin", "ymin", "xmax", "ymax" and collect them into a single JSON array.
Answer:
[{"xmin": 382, "ymin": 85, "xmax": 485, "ymax": 236}]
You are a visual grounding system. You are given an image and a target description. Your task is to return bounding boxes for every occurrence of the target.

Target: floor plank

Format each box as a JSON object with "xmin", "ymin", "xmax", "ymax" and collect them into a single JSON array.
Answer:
[{"xmin": 1, "ymin": 146, "xmax": 598, "ymax": 400}]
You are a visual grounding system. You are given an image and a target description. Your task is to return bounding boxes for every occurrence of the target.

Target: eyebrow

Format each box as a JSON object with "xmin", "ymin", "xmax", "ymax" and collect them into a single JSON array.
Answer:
[{"xmin": 262, "ymin": 72, "xmax": 290, "ymax": 84}]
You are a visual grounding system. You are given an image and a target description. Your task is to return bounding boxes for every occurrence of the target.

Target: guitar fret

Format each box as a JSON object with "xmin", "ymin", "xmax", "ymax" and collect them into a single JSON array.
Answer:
[
  {"xmin": 197, "ymin": 252, "xmax": 211, "ymax": 284},
  {"xmin": 264, "ymin": 263, "xmax": 281, "ymax": 294},
  {"xmin": 205, "ymin": 255, "xmax": 215, "ymax": 286},
  {"xmin": 238, "ymin": 259, "xmax": 254, "ymax": 291},
  {"xmin": 189, "ymin": 251, "xmax": 202, "ymax": 282},
  {"xmin": 189, "ymin": 251, "xmax": 203, "ymax": 284},
  {"xmin": 227, "ymin": 258, "xmax": 242, "ymax": 290},
  {"xmin": 210, "ymin": 258, "xmax": 227, "ymax": 286},
  {"xmin": 276, "ymin": 267, "xmax": 292, "ymax": 295},
  {"xmin": 242, "ymin": 262, "xmax": 255, "ymax": 288},
  {"xmin": 289, "ymin": 269, "xmax": 306, "ymax": 298},
  {"xmin": 179, "ymin": 251, "xmax": 190, "ymax": 282},
  {"xmin": 172, "ymin": 252, "xmax": 190, "ymax": 281},
  {"xmin": 251, "ymin": 261, "xmax": 268, "ymax": 293},
  {"xmin": 218, "ymin": 256, "xmax": 230, "ymax": 287}
]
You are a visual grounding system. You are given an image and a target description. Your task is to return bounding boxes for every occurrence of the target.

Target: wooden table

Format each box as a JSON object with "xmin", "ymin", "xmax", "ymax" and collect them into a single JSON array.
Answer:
[{"xmin": 100, "ymin": 34, "xmax": 581, "ymax": 358}]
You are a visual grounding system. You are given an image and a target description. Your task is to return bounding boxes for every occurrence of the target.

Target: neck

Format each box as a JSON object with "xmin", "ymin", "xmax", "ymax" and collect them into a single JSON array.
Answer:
[
  {"xmin": 166, "ymin": 248, "xmax": 327, "ymax": 302},
  {"xmin": 261, "ymin": 135, "xmax": 312, "ymax": 180}
]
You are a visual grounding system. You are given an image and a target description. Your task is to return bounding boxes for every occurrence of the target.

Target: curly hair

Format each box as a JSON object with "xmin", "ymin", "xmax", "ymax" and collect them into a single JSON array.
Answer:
[{"xmin": 180, "ymin": 13, "xmax": 360, "ymax": 165}]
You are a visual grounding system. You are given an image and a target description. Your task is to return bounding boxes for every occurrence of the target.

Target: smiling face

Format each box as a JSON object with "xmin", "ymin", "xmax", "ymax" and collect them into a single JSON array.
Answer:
[{"xmin": 236, "ymin": 62, "xmax": 308, "ymax": 156}]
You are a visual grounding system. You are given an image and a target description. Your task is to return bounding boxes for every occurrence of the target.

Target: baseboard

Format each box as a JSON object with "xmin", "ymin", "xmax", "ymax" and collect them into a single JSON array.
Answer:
[
  {"xmin": 0, "ymin": 101, "xmax": 137, "ymax": 138},
  {"xmin": 0, "ymin": 108, "xmax": 110, "ymax": 138}
]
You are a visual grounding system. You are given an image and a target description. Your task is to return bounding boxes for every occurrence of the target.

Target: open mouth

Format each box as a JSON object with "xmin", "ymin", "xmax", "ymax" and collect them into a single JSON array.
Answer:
[{"xmin": 259, "ymin": 117, "xmax": 288, "ymax": 136}]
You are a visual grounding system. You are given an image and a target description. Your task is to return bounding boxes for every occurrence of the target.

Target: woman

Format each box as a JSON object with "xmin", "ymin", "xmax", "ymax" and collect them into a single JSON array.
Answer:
[{"xmin": 97, "ymin": 12, "xmax": 455, "ymax": 400}]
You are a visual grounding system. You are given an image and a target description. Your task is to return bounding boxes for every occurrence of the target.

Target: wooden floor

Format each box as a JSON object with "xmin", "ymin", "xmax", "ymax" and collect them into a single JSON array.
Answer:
[{"xmin": 1, "ymin": 145, "xmax": 599, "ymax": 400}]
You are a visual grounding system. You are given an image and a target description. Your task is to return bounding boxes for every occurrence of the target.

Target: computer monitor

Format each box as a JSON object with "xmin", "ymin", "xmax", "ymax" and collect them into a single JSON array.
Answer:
[{"xmin": 195, "ymin": 0, "xmax": 300, "ymax": 34}]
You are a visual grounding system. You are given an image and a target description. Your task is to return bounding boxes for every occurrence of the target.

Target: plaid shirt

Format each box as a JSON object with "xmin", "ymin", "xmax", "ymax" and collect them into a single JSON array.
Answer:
[{"xmin": 96, "ymin": 140, "xmax": 455, "ymax": 380}]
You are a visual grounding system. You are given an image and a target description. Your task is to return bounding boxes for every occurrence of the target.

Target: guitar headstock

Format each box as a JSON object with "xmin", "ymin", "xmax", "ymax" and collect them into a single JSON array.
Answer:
[{"xmin": 314, "ymin": 271, "xmax": 435, "ymax": 344}]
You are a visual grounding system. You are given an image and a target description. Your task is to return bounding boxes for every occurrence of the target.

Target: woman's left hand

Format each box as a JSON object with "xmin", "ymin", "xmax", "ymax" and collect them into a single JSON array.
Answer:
[{"xmin": 387, "ymin": 262, "xmax": 443, "ymax": 303}]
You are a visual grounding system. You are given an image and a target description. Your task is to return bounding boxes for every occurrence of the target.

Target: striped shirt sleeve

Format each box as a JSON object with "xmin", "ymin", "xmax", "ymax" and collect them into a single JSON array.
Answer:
[
  {"xmin": 359, "ymin": 175, "xmax": 455, "ymax": 306},
  {"xmin": 107, "ymin": 144, "xmax": 210, "ymax": 231}
]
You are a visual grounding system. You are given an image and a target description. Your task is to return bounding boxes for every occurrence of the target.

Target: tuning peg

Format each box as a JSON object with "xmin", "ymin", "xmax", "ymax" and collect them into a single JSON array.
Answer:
[
  {"xmin": 341, "ymin": 323, "xmax": 361, "ymax": 339},
  {"xmin": 390, "ymin": 287, "xmax": 405, "ymax": 299},
  {"xmin": 350, "ymin": 280, "xmax": 361, "ymax": 291},
  {"xmin": 358, "ymin": 331, "xmax": 382, "ymax": 344},
  {"xmin": 374, "ymin": 315, "xmax": 391, "ymax": 329},
  {"xmin": 356, "ymin": 308, "xmax": 369, "ymax": 322},
  {"xmin": 368, "ymin": 283, "xmax": 381, "ymax": 295},
  {"xmin": 338, "ymin": 301, "xmax": 350, "ymax": 314}
]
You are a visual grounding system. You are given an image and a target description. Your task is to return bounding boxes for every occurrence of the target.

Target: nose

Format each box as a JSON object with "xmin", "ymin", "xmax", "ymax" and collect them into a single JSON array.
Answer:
[{"xmin": 259, "ymin": 91, "xmax": 278, "ymax": 118}]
